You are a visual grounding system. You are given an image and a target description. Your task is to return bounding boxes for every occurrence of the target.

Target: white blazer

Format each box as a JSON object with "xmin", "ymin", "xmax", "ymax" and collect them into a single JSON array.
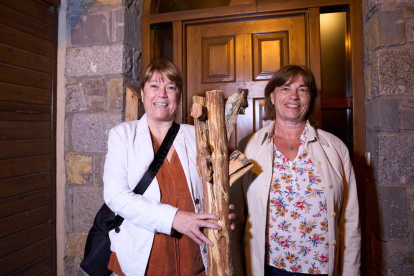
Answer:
[
  {"xmin": 230, "ymin": 121, "xmax": 361, "ymax": 276},
  {"xmin": 103, "ymin": 114, "xmax": 206, "ymax": 275}
]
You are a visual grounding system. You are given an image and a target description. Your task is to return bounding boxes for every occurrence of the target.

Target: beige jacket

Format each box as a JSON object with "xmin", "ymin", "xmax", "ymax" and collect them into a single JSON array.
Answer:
[{"xmin": 230, "ymin": 121, "xmax": 360, "ymax": 276}]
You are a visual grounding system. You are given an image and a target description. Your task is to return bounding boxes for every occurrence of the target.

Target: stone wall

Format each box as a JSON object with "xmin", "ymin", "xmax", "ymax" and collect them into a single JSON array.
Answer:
[
  {"xmin": 363, "ymin": 0, "xmax": 414, "ymax": 275},
  {"xmin": 63, "ymin": 0, "xmax": 142, "ymax": 274}
]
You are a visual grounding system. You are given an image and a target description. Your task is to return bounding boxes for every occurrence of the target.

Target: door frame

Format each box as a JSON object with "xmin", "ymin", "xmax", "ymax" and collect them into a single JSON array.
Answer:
[{"xmin": 141, "ymin": 0, "xmax": 365, "ymax": 269}]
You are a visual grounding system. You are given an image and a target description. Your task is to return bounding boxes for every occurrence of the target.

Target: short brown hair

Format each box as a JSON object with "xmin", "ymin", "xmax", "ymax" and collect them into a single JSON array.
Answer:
[
  {"xmin": 263, "ymin": 65, "xmax": 318, "ymax": 121},
  {"xmin": 141, "ymin": 59, "xmax": 183, "ymax": 93}
]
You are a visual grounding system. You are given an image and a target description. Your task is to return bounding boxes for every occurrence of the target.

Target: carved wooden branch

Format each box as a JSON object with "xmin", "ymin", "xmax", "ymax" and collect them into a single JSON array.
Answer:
[
  {"xmin": 192, "ymin": 90, "xmax": 253, "ymax": 276},
  {"xmin": 224, "ymin": 89, "xmax": 248, "ymax": 141}
]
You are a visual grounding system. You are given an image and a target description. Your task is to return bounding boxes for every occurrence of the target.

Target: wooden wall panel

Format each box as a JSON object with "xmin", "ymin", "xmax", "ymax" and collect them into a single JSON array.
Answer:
[
  {"xmin": 9, "ymin": 254, "xmax": 52, "ymax": 276},
  {"xmin": 0, "ymin": 189, "xmax": 52, "ymax": 218},
  {"xmin": 0, "ymin": 44, "xmax": 53, "ymax": 73},
  {"xmin": 0, "ymin": 24, "xmax": 53, "ymax": 57},
  {"xmin": 0, "ymin": 222, "xmax": 51, "ymax": 258},
  {"xmin": 0, "ymin": 83, "xmax": 51, "ymax": 105},
  {"xmin": 0, "ymin": 140, "xmax": 51, "ymax": 159},
  {"xmin": 0, "ymin": 0, "xmax": 57, "ymax": 273},
  {"xmin": 0, "ymin": 0, "xmax": 54, "ymax": 25},
  {"xmin": 0, "ymin": 64, "xmax": 52, "ymax": 90},
  {"xmin": 0, "ymin": 3, "xmax": 53, "ymax": 41},
  {"xmin": 0, "ymin": 238, "xmax": 52, "ymax": 275},
  {"xmin": 0, "ymin": 205, "xmax": 51, "ymax": 239},
  {"xmin": 0, "ymin": 121, "xmax": 51, "ymax": 140},
  {"xmin": 0, "ymin": 173, "xmax": 51, "ymax": 199},
  {"xmin": 0, "ymin": 156, "xmax": 51, "ymax": 179}
]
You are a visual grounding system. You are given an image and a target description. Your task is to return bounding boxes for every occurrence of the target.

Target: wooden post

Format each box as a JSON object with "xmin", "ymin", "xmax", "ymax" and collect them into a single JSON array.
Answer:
[
  {"xmin": 206, "ymin": 90, "xmax": 232, "ymax": 276},
  {"xmin": 192, "ymin": 90, "xmax": 252, "ymax": 276}
]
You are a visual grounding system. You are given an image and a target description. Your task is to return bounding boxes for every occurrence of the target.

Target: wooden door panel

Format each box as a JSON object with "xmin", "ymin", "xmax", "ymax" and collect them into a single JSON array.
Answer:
[
  {"xmin": 0, "ymin": 64, "xmax": 52, "ymax": 90},
  {"xmin": 202, "ymin": 36, "xmax": 235, "ymax": 82},
  {"xmin": 0, "ymin": 44, "xmax": 53, "ymax": 73},
  {"xmin": 0, "ymin": 121, "xmax": 51, "ymax": 140},
  {"xmin": 187, "ymin": 14, "xmax": 306, "ymax": 150}
]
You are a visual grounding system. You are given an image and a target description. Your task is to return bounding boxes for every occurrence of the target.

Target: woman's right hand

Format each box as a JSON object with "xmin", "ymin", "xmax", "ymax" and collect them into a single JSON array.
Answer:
[{"xmin": 172, "ymin": 210, "xmax": 221, "ymax": 246}]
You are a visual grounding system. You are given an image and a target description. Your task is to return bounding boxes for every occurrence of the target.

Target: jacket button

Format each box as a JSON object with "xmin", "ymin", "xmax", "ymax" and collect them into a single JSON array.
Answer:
[
  {"xmin": 328, "ymin": 183, "xmax": 333, "ymax": 189},
  {"xmin": 195, "ymin": 198, "xmax": 200, "ymax": 204},
  {"xmin": 331, "ymin": 240, "xmax": 337, "ymax": 246},
  {"xmin": 315, "ymin": 160, "xmax": 322, "ymax": 165},
  {"xmin": 331, "ymin": 212, "xmax": 336, "ymax": 218}
]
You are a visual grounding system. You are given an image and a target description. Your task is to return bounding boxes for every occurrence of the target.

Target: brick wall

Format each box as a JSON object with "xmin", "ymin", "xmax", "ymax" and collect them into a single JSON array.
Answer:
[
  {"xmin": 363, "ymin": 0, "xmax": 414, "ymax": 275},
  {"xmin": 63, "ymin": 0, "xmax": 142, "ymax": 274}
]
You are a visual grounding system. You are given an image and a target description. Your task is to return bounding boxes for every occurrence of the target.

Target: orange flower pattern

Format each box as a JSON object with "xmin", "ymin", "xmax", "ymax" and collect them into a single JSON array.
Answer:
[{"xmin": 267, "ymin": 127, "xmax": 329, "ymax": 274}]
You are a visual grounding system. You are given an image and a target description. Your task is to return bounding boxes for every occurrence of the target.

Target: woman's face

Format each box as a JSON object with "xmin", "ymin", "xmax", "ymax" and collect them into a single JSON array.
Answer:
[
  {"xmin": 141, "ymin": 71, "xmax": 179, "ymax": 124},
  {"xmin": 270, "ymin": 75, "xmax": 311, "ymax": 124}
]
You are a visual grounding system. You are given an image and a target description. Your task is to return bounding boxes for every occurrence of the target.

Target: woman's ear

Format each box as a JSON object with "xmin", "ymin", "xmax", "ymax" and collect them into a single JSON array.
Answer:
[
  {"xmin": 140, "ymin": 88, "xmax": 144, "ymax": 101},
  {"xmin": 270, "ymin": 91, "xmax": 275, "ymax": 106}
]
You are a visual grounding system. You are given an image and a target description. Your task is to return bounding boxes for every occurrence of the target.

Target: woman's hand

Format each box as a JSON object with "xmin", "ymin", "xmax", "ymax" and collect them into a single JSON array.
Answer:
[{"xmin": 172, "ymin": 210, "xmax": 221, "ymax": 246}]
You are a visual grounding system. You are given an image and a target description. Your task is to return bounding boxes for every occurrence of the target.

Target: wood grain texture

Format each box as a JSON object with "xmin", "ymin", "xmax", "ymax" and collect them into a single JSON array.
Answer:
[
  {"xmin": 0, "ymin": 188, "xmax": 52, "ymax": 218},
  {"xmin": 205, "ymin": 90, "xmax": 233, "ymax": 276},
  {"xmin": 9, "ymin": 253, "xmax": 52, "ymax": 276},
  {"xmin": 0, "ymin": 44, "xmax": 52, "ymax": 73},
  {"xmin": 0, "ymin": 205, "xmax": 51, "ymax": 238},
  {"xmin": 0, "ymin": 222, "xmax": 51, "ymax": 258},
  {"xmin": 0, "ymin": 172, "xmax": 51, "ymax": 199},
  {"xmin": 125, "ymin": 85, "xmax": 140, "ymax": 122},
  {"xmin": 0, "ymin": 0, "xmax": 54, "ymax": 25},
  {"xmin": 0, "ymin": 83, "xmax": 51, "ymax": 105}
]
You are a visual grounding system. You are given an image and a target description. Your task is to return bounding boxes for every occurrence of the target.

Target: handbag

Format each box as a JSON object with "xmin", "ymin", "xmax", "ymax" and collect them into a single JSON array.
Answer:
[{"xmin": 80, "ymin": 122, "xmax": 180, "ymax": 276}]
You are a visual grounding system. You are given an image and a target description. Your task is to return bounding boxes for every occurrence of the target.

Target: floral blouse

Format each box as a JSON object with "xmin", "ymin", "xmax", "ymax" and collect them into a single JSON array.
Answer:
[{"xmin": 266, "ymin": 127, "xmax": 329, "ymax": 274}]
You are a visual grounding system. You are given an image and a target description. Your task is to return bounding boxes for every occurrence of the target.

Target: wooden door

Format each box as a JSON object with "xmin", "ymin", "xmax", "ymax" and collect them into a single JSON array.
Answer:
[
  {"xmin": 0, "ymin": 0, "xmax": 58, "ymax": 274},
  {"xmin": 186, "ymin": 14, "xmax": 308, "ymax": 151}
]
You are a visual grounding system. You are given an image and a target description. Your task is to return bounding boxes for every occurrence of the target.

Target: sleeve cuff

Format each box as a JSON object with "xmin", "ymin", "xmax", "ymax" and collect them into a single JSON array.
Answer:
[{"xmin": 157, "ymin": 204, "xmax": 179, "ymax": 235}]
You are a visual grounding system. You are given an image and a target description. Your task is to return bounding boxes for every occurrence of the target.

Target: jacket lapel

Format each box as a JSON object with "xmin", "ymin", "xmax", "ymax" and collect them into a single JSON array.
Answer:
[{"xmin": 135, "ymin": 114, "xmax": 154, "ymax": 169}]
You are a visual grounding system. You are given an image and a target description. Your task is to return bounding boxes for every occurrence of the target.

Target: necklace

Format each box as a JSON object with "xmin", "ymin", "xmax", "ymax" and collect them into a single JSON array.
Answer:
[{"xmin": 289, "ymin": 144, "xmax": 294, "ymax": 151}]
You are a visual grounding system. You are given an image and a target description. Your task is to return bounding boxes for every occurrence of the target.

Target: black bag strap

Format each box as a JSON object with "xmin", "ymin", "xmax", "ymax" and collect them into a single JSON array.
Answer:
[
  {"xmin": 133, "ymin": 121, "xmax": 180, "ymax": 194},
  {"xmin": 110, "ymin": 122, "xmax": 180, "ymax": 232}
]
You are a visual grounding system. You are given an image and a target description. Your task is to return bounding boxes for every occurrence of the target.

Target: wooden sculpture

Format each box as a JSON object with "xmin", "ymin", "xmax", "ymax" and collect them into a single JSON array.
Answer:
[{"xmin": 191, "ymin": 90, "xmax": 253, "ymax": 276}]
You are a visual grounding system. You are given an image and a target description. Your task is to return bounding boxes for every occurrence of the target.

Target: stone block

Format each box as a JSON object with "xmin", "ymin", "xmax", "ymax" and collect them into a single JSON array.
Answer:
[
  {"xmin": 133, "ymin": 48, "xmax": 142, "ymax": 82},
  {"xmin": 401, "ymin": 99, "xmax": 414, "ymax": 130},
  {"xmin": 71, "ymin": 113, "xmax": 122, "ymax": 152},
  {"xmin": 407, "ymin": 17, "xmax": 414, "ymax": 43},
  {"xmin": 377, "ymin": 134, "xmax": 414, "ymax": 183},
  {"xmin": 364, "ymin": 9, "xmax": 405, "ymax": 53},
  {"xmin": 366, "ymin": 98, "xmax": 400, "ymax": 132},
  {"xmin": 123, "ymin": 45, "xmax": 133, "ymax": 77},
  {"xmin": 124, "ymin": 9, "xmax": 141, "ymax": 49},
  {"xmin": 381, "ymin": 242, "xmax": 414, "ymax": 275},
  {"xmin": 110, "ymin": 7, "xmax": 125, "ymax": 43},
  {"xmin": 72, "ymin": 186, "xmax": 105, "ymax": 232},
  {"xmin": 64, "ymin": 256, "xmax": 88, "ymax": 276},
  {"xmin": 71, "ymin": 13, "xmax": 110, "ymax": 46},
  {"xmin": 66, "ymin": 153, "xmax": 92, "ymax": 185},
  {"xmin": 97, "ymin": 0, "xmax": 123, "ymax": 5},
  {"xmin": 407, "ymin": 188, "xmax": 414, "ymax": 231},
  {"xmin": 66, "ymin": 84, "xmax": 87, "ymax": 113},
  {"xmin": 66, "ymin": 233, "xmax": 88, "ymax": 258},
  {"xmin": 66, "ymin": 44, "xmax": 125, "ymax": 77},
  {"xmin": 93, "ymin": 154, "xmax": 106, "ymax": 187},
  {"xmin": 81, "ymin": 78, "xmax": 105, "ymax": 96},
  {"xmin": 86, "ymin": 97, "xmax": 107, "ymax": 112},
  {"xmin": 107, "ymin": 78, "xmax": 124, "ymax": 110},
  {"xmin": 366, "ymin": 0, "xmax": 397, "ymax": 12},
  {"xmin": 377, "ymin": 186, "xmax": 407, "ymax": 241},
  {"xmin": 365, "ymin": 65, "xmax": 372, "ymax": 100},
  {"xmin": 124, "ymin": 0, "xmax": 141, "ymax": 16},
  {"xmin": 371, "ymin": 48, "xmax": 414, "ymax": 96}
]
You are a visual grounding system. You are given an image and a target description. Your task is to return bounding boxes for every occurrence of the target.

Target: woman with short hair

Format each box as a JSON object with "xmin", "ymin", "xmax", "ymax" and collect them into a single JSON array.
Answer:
[{"xmin": 231, "ymin": 65, "xmax": 360, "ymax": 276}]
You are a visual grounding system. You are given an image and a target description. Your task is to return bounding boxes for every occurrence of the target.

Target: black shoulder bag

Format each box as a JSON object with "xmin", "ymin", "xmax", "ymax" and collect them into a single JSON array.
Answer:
[{"xmin": 80, "ymin": 122, "xmax": 180, "ymax": 276}]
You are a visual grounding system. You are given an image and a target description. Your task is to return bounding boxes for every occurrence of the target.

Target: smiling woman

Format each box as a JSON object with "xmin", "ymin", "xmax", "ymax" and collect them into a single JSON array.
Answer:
[
  {"xmin": 103, "ymin": 60, "xmax": 233, "ymax": 276},
  {"xmin": 230, "ymin": 65, "xmax": 361, "ymax": 276}
]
